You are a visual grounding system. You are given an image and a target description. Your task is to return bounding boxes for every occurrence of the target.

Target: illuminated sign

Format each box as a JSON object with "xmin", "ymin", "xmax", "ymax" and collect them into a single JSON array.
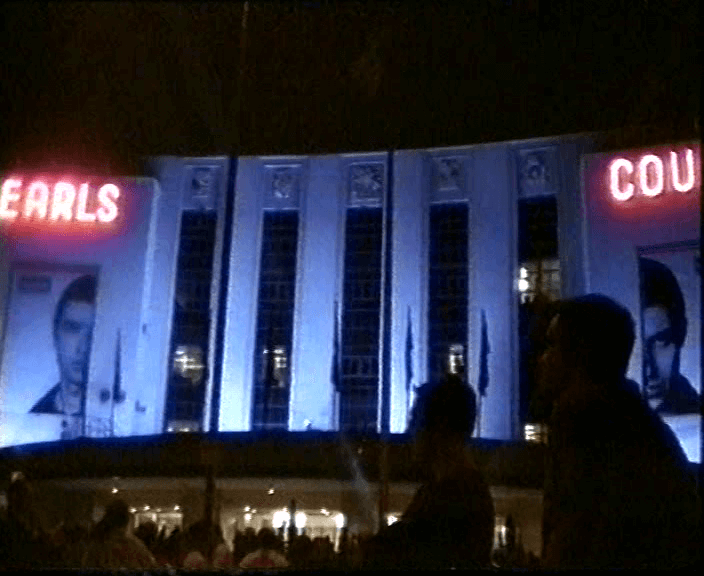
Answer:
[
  {"xmin": 608, "ymin": 148, "xmax": 698, "ymax": 202},
  {"xmin": 0, "ymin": 179, "xmax": 120, "ymax": 223}
]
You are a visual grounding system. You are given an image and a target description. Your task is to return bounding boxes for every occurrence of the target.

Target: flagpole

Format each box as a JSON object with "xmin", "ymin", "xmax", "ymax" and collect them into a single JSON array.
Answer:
[{"xmin": 110, "ymin": 329, "xmax": 121, "ymax": 437}]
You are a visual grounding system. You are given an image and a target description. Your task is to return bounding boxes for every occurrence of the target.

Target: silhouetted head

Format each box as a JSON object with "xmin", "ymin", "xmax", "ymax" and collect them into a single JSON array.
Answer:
[
  {"xmin": 639, "ymin": 258, "xmax": 687, "ymax": 410},
  {"xmin": 539, "ymin": 294, "xmax": 635, "ymax": 399},
  {"xmin": 7, "ymin": 474, "xmax": 39, "ymax": 532},
  {"xmin": 409, "ymin": 374, "xmax": 477, "ymax": 453},
  {"xmin": 257, "ymin": 527, "xmax": 278, "ymax": 550},
  {"xmin": 93, "ymin": 499, "xmax": 130, "ymax": 540}
]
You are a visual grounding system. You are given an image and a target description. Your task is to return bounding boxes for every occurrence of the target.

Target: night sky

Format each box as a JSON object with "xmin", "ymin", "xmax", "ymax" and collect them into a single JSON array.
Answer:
[{"xmin": 0, "ymin": 1, "xmax": 699, "ymax": 175}]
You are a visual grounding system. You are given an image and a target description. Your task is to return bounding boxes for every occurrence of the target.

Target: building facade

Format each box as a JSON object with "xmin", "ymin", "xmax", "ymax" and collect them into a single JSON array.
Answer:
[
  {"xmin": 1, "ymin": 131, "xmax": 700, "ymax": 558},
  {"xmin": 1, "ymin": 133, "xmax": 699, "ymax": 449}
]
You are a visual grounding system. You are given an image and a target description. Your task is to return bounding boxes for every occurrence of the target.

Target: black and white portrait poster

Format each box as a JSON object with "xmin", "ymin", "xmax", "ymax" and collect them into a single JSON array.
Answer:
[
  {"xmin": 638, "ymin": 242, "xmax": 700, "ymax": 461},
  {"xmin": 582, "ymin": 141, "xmax": 700, "ymax": 462},
  {"xmin": 0, "ymin": 263, "xmax": 98, "ymax": 446}
]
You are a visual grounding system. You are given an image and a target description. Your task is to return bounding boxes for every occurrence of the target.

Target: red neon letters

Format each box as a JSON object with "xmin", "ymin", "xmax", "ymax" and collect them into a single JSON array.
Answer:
[
  {"xmin": 0, "ymin": 179, "xmax": 120, "ymax": 223},
  {"xmin": 608, "ymin": 148, "xmax": 697, "ymax": 201}
]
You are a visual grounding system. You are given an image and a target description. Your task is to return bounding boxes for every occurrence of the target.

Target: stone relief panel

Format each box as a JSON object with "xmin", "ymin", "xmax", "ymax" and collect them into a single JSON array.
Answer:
[
  {"xmin": 433, "ymin": 156, "xmax": 464, "ymax": 191},
  {"xmin": 348, "ymin": 162, "xmax": 385, "ymax": 206},
  {"xmin": 184, "ymin": 165, "xmax": 222, "ymax": 212},
  {"xmin": 517, "ymin": 147, "xmax": 559, "ymax": 198},
  {"xmin": 264, "ymin": 164, "xmax": 302, "ymax": 209},
  {"xmin": 429, "ymin": 155, "xmax": 468, "ymax": 203}
]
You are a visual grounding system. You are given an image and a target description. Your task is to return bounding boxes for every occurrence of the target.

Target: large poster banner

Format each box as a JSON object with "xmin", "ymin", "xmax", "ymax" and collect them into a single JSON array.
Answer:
[
  {"xmin": 0, "ymin": 263, "xmax": 98, "ymax": 445},
  {"xmin": 582, "ymin": 141, "xmax": 700, "ymax": 462}
]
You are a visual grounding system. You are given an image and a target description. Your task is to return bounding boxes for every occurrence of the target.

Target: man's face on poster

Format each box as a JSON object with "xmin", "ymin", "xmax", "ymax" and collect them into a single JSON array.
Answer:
[
  {"xmin": 643, "ymin": 304, "xmax": 678, "ymax": 411},
  {"xmin": 54, "ymin": 300, "xmax": 95, "ymax": 388}
]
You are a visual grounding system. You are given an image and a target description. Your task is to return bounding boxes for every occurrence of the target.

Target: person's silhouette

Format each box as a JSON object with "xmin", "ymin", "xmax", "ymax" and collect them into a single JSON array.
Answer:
[
  {"xmin": 537, "ymin": 294, "xmax": 701, "ymax": 569},
  {"xmin": 363, "ymin": 374, "xmax": 494, "ymax": 570}
]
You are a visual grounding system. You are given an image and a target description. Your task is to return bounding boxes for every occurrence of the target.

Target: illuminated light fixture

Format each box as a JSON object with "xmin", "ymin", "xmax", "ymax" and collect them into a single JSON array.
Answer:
[
  {"xmin": 320, "ymin": 508, "xmax": 329, "ymax": 516},
  {"xmin": 112, "ymin": 487, "xmax": 119, "ymax": 494},
  {"xmin": 638, "ymin": 154, "xmax": 664, "ymax": 197},
  {"xmin": 251, "ymin": 509, "xmax": 257, "ymax": 514},
  {"xmin": 518, "ymin": 278, "xmax": 530, "ymax": 293},
  {"xmin": 334, "ymin": 513, "xmax": 346, "ymax": 529},
  {"xmin": 387, "ymin": 515, "xmax": 398, "ymax": 526},
  {"xmin": 174, "ymin": 505, "xmax": 180, "ymax": 511},
  {"xmin": 272, "ymin": 510, "xmax": 289, "ymax": 529},
  {"xmin": 295, "ymin": 512, "xmax": 307, "ymax": 528},
  {"xmin": 671, "ymin": 149, "xmax": 695, "ymax": 193},
  {"xmin": 609, "ymin": 158, "xmax": 635, "ymax": 201},
  {"xmin": 129, "ymin": 507, "xmax": 137, "ymax": 514},
  {"xmin": 268, "ymin": 488, "xmax": 275, "ymax": 495},
  {"xmin": 143, "ymin": 506, "xmax": 150, "ymax": 511},
  {"xmin": 244, "ymin": 506, "xmax": 250, "ymax": 512},
  {"xmin": 520, "ymin": 267, "xmax": 528, "ymax": 279},
  {"xmin": 244, "ymin": 513, "xmax": 252, "ymax": 522}
]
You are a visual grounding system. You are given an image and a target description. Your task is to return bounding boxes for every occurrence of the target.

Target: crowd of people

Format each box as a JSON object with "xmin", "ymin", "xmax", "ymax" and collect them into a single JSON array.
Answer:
[
  {"xmin": 0, "ymin": 490, "xmax": 379, "ymax": 571},
  {"xmin": 1, "ymin": 293, "xmax": 702, "ymax": 570}
]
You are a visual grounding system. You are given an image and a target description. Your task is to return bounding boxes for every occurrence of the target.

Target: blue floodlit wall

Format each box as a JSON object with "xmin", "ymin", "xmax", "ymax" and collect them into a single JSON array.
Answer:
[
  {"xmin": 216, "ymin": 137, "xmax": 594, "ymax": 439},
  {"xmin": 2, "ymin": 133, "xmax": 605, "ymax": 446}
]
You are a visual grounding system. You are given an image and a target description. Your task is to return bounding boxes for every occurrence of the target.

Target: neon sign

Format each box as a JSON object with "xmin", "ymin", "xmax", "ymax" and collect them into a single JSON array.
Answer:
[
  {"xmin": 608, "ymin": 148, "xmax": 698, "ymax": 202},
  {"xmin": 0, "ymin": 179, "xmax": 120, "ymax": 223}
]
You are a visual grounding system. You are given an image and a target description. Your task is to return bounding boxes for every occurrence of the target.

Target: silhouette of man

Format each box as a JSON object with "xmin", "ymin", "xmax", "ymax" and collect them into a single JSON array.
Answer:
[
  {"xmin": 30, "ymin": 275, "xmax": 97, "ymax": 417},
  {"xmin": 538, "ymin": 294, "xmax": 700, "ymax": 569},
  {"xmin": 363, "ymin": 374, "xmax": 495, "ymax": 570},
  {"xmin": 639, "ymin": 257, "xmax": 700, "ymax": 414}
]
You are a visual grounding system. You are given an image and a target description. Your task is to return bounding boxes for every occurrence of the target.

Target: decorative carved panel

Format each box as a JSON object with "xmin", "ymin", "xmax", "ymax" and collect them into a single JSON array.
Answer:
[
  {"xmin": 349, "ymin": 162, "xmax": 384, "ymax": 205},
  {"xmin": 517, "ymin": 147, "xmax": 559, "ymax": 198},
  {"xmin": 184, "ymin": 165, "xmax": 222, "ymax": 212},
  {"xmin": 264, "ymin": 164, "xmax": 302, "ymax": 209},
  {"xmin": 433, "ymin": 157, "xmax": 464, "ymax": 191}
]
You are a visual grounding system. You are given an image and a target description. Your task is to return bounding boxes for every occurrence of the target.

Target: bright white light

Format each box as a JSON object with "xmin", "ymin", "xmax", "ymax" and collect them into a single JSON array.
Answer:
[
  {"xmin": 671, "ymin": 149, "xmax": 695, "ymax": 193},
  {"xmin": 295, "ymin": 512, "xmax": 307, "ymax": 528},
  {"xmin": 387, "ymin": 515, "xmax": 398, "ymax": 526},
  {"xmin": 519, "ymin": 267, "xmax": 528, "ymax": 279},
  {"xmin": 24, "ymin": 181, "xmax": 50, "ymax": 219},
  {"xmin": 174, "ymin": 505, "xmax": 180, "ymax": 511},
  {"xmin": 320, "ymin": 508, "xmax": 329, "ymax": 516},
  {"xmin": 112, "ymin": 487, "xmax": 118, "ymax": 494},
  {"xmin": 129, "ymin": 507, "xmax": 137, "ymax": 514},
  {"xmin": 244, "ymin": 506, "xmax": 250, "ymax": 512},
  {"xmin": 244, "ymin": 513, "xmax": 252, "ymax": 522},
  {"xmin": 334, "ymin": 513, "xmax": 345, "ymax": 529},
  {"xmin": 0, "ymin": 179, "xmax": 22, "ymax": 220},
  {"xmin": 143, "ymin": 506, "xmax": 150, "ymax": 511},
  {"xmin": 97, "ymin": 183, "xmax": 120, "ymax": 223},
  {"xmin": 639, "ymin": 154, "xmax": 664, "ymax": 197},
  {"xmin": 609, "ymin": 158, "xmax": 635, "ymax": 201},
  {"xmin": 50, "ymin": 181, "xmax": 76, "ymax": 221},
  {"xmin": 268, "ymin": 488, "xmax": 275, "ymax": 495},
  {"xmin": 251, "ymin": 509, "xmax": 257, "ymax": 514},
  {"xmin": 273, "ymin": 510, "xmax": 289, "ymax": 529},
  {"xmin": 518, "ymin": 278, "xmax": 530, "ymax": 292}
]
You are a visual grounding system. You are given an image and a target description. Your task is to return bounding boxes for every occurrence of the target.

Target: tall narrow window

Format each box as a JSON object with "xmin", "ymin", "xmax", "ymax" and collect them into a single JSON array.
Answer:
[
  {"xmin": 517, "ymin": 195, "xmax": 559, "ymax": 438},
  {"xmin": 251, "ymin": 211, "xmax": 299, "ymax": 430},
  {"xmin": 427, "ymin": 203, "xmax": 469, "ymax": 386},
  {"xmin": 340, "ymin": 207, "xmax": 384, "ymax": 434},
  {"xmin": 164, "ymin": 212, "xmax": 217, "ymax": 433}
]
